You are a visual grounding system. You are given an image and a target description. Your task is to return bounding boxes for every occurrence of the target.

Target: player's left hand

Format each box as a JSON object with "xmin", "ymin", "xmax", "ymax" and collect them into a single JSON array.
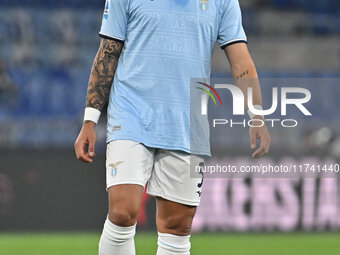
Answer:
[{"xmin": 249, "ymin": 115, "xmax": 271, "ymax": 158}]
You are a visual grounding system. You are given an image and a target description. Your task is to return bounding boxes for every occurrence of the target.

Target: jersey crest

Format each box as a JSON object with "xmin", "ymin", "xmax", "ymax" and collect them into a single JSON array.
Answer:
[{"xmin": 200, "ymin": 0, "xmax": 209, "ymax": 11}]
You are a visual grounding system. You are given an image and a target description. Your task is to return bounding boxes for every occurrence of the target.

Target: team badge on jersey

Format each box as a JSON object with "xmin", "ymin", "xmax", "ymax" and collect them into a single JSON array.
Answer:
[
  {"xmin": 200, "ymin": 0, "xmax": 209, "ymax": 11},
  {"xmin": 103, "ymin": 0, "xmax": 110, "ymax": 20}
]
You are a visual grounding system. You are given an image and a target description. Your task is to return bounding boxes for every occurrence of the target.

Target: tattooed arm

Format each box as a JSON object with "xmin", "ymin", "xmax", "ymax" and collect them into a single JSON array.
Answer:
[
  {"xmin": 224, "ymin": 43, "xmax": 262, "ymax": 109},
  {"xmin": 224, "ymin": 43, "xmax": 271, "ymax": 158},
  {"xmin": 86, "ymin": 38, "xmax": 124, "ymax": 111},
  {"xmin": 75, "ymin": 38, "xmax": 124, "ymax": 163}
]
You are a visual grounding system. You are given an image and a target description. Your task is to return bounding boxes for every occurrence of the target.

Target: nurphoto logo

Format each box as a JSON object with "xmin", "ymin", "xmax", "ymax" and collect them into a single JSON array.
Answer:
[{"xmin": 197, "ymin": 82, "xmax": 312, "ymax": 128}]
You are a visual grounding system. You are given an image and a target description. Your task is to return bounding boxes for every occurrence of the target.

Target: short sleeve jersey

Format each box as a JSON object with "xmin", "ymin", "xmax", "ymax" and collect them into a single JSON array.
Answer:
[{"xmin": 100, "ymin": 0, "xmax": 247, "ymax": 156}]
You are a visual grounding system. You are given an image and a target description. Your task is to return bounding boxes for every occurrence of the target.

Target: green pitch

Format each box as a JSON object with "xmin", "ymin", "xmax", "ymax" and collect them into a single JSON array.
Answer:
[{"xmin": 0, "ymin": 232, "xmax": 339, "ymax": 255}]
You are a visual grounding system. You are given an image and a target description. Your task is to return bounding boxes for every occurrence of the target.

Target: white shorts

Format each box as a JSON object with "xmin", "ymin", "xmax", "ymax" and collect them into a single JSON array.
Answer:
[{"xmin": 106, "ymin": 140, "xmax": 204, "ymax": 206}]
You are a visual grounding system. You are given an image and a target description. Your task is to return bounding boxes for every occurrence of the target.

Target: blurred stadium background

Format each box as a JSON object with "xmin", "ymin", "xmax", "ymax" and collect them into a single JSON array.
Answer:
[{"xmin": 0, "ymin": 0, "xmax": 339, "ymax": 254}]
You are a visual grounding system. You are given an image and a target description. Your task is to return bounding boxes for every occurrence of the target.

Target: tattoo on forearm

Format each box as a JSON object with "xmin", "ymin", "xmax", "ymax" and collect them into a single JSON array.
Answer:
[
  {"xmin": 235, "ymin": 70, "xmax": 249, "ymax": 80},
  {"xmin": 86, "ymin": 39, "xmax": 123, "ymax": 111}
]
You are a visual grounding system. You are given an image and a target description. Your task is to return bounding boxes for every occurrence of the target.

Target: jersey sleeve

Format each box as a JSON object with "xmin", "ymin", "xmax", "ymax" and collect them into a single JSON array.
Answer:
[
  {"xmin": 218, "ymin": 0, "xmax": 247, "ymax": 49},
  {"xmin": 99, "ymin": 0, "xmax": 128, "ymax": 42}
]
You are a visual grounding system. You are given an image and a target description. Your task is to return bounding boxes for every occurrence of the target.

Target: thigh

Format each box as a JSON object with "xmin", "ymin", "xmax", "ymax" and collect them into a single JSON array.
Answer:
[
  {"xmin": 106, "ymin": 140, "xmax": 155, "ymax": 226},
  {"xmin": 147, "ymin": 149, "xmax": 204, "ymax": 206}
]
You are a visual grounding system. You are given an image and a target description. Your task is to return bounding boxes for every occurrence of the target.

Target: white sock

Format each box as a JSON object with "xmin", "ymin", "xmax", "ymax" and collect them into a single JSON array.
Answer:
[
  {"xmin": 156, "ymin": 232, "xmax": 191, "ymax": 255},
  {"xmin": 99, "ymin": 217, "xmax": 136, "ymax": 255}
]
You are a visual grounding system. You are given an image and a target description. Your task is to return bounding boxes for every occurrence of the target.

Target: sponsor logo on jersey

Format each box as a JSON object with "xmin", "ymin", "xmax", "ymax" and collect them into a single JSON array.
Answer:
[
  {"xmin": 200, "ymin": 0, "xmax": 209, "ymax": 11},
  {"xmin": 109, "ymin": 161, "xmax": 124, "ymax": 177},
  {"xmin": 103, "ymin": 0, "xmax": 110, "ymax": 20}
]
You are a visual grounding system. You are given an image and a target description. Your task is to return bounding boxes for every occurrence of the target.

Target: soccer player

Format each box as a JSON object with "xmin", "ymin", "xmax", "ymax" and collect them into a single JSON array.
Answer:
[{"xmin": 74, "ymin": 0, "xmax": 271, "ymax": 254}]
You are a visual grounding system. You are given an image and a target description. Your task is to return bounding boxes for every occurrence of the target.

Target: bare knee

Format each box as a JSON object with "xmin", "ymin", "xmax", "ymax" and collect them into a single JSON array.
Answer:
[
  {"xmin": 159, "ymin": 214, "xmax": 194, "ymax": 236},
  {"xmin": 108, "ymin": 208, "xmax": 139, "ymax": 227},
  {"xmin": 156, "ymin": 197, "xmax": 196, "ymax": 236},
  {"xmin": 107, "ymin": 184, "xmax": 144, "ymax": 227}
]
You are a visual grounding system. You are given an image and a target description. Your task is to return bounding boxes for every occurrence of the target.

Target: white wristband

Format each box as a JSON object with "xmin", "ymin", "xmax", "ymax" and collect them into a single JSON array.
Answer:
[
  {"xmin": 84, "ymin": 107, "xmax": 101, "ymax": 124},
  {"xmin": 247, "ymin": 105, "xmax": 264, "ymax": 119}
]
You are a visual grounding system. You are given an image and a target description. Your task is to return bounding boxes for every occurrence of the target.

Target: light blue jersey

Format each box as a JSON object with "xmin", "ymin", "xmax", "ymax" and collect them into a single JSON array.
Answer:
[{"xmin": 99, "ymin": 0, "xmax": 247, "ymax": 156}]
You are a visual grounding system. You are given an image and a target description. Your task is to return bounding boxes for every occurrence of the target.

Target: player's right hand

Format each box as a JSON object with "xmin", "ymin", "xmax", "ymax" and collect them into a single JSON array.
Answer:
[{"xmin": 74, "ymin": 121, "xmax": 97, "ymax": 163}]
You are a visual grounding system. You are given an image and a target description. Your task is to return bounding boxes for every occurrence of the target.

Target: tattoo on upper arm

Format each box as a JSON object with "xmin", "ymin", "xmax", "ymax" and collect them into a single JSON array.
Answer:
[
  {"xmin": 235, "ymin": 70, "xmax": 249, "ymax": 80},
  {"xmin": 86, "ymin": 39, "xmax": 124, "ymax": 111}
]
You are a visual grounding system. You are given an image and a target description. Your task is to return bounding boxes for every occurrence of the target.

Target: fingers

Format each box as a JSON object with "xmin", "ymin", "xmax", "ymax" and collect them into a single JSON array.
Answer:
[
  {"xmin": 74, "ymin": 124, "xmax": 97, "ymax": 163},
  {"xmin": 252, "ymin": 136, "xmax": 266, "ymax": 158},
  {"xmin": 88, "ymin": 136, "xmax": 96, "ymax": 158},
  {"xmin": 74, "ymin": 135, "xmax": 96, "ymax": 163},
  {"xmin": 250, "ymin": 131, "xmax": 256, "ymax": 149},
  {"xmin": 251, "ymin": 131, "xmax": 271, "ymax": 159},
  {"xmin": 265, "ymin": 137, "xmax": 271, "ymax": 154},
  {"xmin": 74, "ymin": 139, "xmax": 93, "ymax": 163}
]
